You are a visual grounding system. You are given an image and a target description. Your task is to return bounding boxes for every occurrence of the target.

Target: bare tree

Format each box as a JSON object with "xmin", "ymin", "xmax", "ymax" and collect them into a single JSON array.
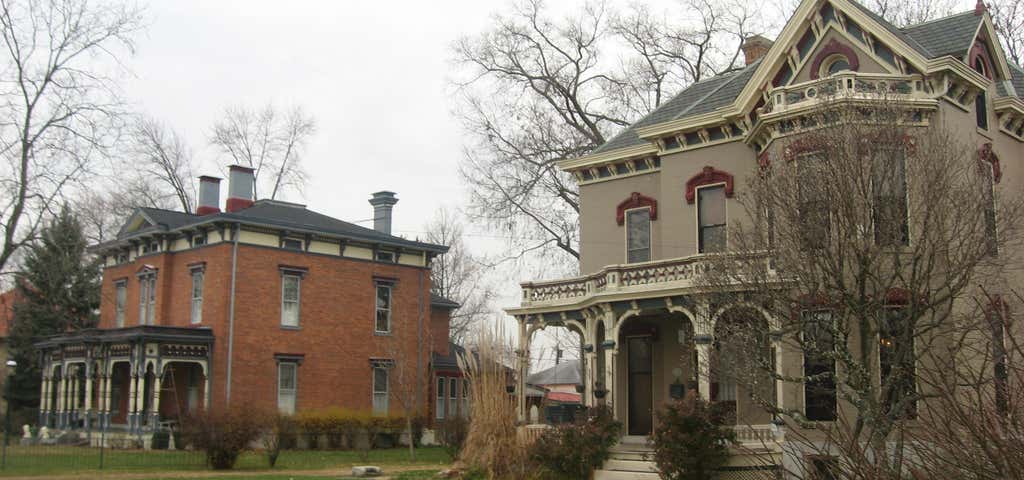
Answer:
[
  {"xmin": 703, "ymin": 94, "xmax": 1024, "ymax": 477},
  {"xmin": 453, "ymin": 0, "xmax": 761, "ymax": 264},
  {"xmin": 209, "ymin": 104, "xmax": 316, "ymax": 201},
  {"xmin": 0, "ymin": 0, "xmax": 143, "ymax": 273},
  {"xmin": 75, "ymin": 176, "xmax": 182, "ymax": 245},
  {"xmin": 128, "ymin": 115, "xmax": 197, "ymax": 214},
  {"xmin": 424, "ymin": 208, "xmax": 494, "ymax": 344},
  {"xmin": 990, "ymin": 0, "xmax": 1024, "ymax": 65}
]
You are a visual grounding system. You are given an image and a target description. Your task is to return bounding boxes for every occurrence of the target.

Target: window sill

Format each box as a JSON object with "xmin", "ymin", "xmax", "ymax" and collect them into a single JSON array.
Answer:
[
  {"xmin": 977, "ymin": 127, "xmax": 993, "ymax": 139},
  {"xmin": 374, "ymin": 331, "xmax": 392, "ymax": 337},
  {"xmin": 280, "ymin": 325, "xmax": 302, "ymax": 331}
]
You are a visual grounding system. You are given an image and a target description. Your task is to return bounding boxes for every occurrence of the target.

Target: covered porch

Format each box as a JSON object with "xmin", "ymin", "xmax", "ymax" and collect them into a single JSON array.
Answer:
[
  {"xmin": 35, "ymin": 326, "xmax": 214, "ymax": 434},
  {"xmin": 510, "ymin": 255, "xmax": 785, "ymax": 448}
]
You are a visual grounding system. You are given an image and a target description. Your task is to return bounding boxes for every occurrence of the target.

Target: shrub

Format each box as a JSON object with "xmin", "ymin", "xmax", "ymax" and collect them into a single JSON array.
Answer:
[
  {"xmin": 181, "ymin": 406, "xmax": 267, "ymax": 469},
  {"xmin": 263, "ymin": 414, "xmax": 298, "ymax": 467},
  {"xmin": 529, "ymin": 406, "xmax": 622, "ymax": 479},
  {"xmin": 436, "ymin": 417, "xmax": 470, "ymax": 459},
  {"xmin": 650, "ymin": 391, "xmax": 736, "ymax": 480}
]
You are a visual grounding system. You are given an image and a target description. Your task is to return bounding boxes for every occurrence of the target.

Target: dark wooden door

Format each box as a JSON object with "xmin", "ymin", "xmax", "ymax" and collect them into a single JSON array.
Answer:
[{"xmin": 627, "ymin": 336, "xmax": 653, "ymax": 435}]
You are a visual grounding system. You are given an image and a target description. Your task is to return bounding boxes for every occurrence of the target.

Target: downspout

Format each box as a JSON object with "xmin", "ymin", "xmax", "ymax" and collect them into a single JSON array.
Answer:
[{"xmin": 225, "ymin": 222, "xmax": 240, "ymax": 404}]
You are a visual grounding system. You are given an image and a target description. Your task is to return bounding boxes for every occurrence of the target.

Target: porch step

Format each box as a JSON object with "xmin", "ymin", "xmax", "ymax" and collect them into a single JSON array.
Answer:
[
  {"xmin": 603, "ymin": 459, "xmax": 658, "ymax": 473},
  {"xmin": 609, "ymin": 450, "xmax": 650, "ymax": 461},
  {"xmin": 594, "ymin": 470, "xmax": 661, "ymax": 480}
]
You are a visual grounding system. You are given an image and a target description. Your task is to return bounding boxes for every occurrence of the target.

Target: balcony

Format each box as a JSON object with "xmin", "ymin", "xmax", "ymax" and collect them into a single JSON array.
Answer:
[
  {"xmin": 759, "ymin": 72, "xmax": 930, "ymax": 118},
  {"xmin": 516, "ymin": 254, "xmax": 774, "ymax": 311}
]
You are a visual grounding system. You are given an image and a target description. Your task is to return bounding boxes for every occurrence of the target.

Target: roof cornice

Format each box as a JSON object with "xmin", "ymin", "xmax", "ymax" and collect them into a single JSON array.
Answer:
[{"xmin": 556, "ymin": 144, "xmax": 658, "ymax": 171}]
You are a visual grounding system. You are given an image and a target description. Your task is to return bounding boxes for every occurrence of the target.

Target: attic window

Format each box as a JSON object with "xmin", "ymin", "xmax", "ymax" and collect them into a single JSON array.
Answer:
[
  {"xmin": 824, "ymin": 56, "xmax": 851, "ymax": 76},
  {"xmin": 662, "ymin": 136, "xmax": 680, "ymax": 150},
  {"xmin": 142, "ymin": 241, "xmax": 159, "ymax": 254},
  {"xmin": 376, "ymin": 251, "xmax": 396, "ymax": 263},
  {"xmin": 282, "ymin": 238, "xmax": 303, "ymax": 251},
  {"xmin": 193, "ymin": 234, "xmax": 207, "ymax": 246}
]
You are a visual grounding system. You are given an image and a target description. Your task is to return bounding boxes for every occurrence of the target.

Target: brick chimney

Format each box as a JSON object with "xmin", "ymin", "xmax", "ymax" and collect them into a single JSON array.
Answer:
[
  {"xmin": 368, "ymin": 191, "xmax": 398, "ymax": 235},
  {"xmin": 742, "ymin": 35, "xmax": 773, "ymax": 65},
  {"xmin": 226, "ymin": 165, "xmax": 255, "ymax": 213},
  {"xmin": 196, "ymin": 176, "xmax": 222, "ymax": 215}
]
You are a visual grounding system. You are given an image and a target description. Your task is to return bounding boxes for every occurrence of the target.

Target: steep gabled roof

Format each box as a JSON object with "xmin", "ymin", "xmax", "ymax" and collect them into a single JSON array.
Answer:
[{"xmin": 901, "ymin": 11, "xmax": 983, "ymax": 59}]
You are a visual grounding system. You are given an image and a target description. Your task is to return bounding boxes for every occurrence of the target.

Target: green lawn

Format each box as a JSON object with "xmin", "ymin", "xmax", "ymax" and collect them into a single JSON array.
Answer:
[{"xmin": 0, "ymin": 446, "xmax": 450, "ymax": 477}]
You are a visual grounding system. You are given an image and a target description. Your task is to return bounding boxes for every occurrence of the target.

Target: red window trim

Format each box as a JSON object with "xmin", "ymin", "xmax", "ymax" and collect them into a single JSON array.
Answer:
[
  {"xmin": 968, "ymin": 41, "xmax": 994, "ymax": 80},
  {"xmin": 616, "ymin": 192, "xmax": 658, "ymax": 226},
  {"xmin": 978, "ymin": 143, "xmax": 1002, "ymax": 184},
  {"xmin": 685, "ymin": 166, "xmax": 735, "ymax": 204},
  {"xmin": 809, "ymin": 39, "xmax": 861, "ymax": 80}
]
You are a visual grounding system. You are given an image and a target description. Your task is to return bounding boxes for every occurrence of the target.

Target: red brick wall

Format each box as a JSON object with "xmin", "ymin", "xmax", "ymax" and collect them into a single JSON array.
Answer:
[
  {"xmin": 429, "ymin": 308, "xmax": 451, "ymax": 357},
  {"xmin": 99, "ymin": 241, "xmax": 442, "ymax": 417}
]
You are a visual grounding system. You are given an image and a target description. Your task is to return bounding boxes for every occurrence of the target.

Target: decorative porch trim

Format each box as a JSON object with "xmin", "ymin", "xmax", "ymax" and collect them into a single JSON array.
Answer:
[{"xmin": 685, "ymin": 167, "xmax": 735, "ymax": 204}]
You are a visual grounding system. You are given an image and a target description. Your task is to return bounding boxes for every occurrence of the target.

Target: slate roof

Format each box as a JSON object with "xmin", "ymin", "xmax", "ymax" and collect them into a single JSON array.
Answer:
[
  {"xmin": 432, "ymin": 342, "xmax": 467, "ymax": 370},
  {"xmin": 901, "ymin": 11, "xmax": 982, "ymax": 58},
  {"xmin": 591, "ymin": 60, "xmax": 762, "ymax": 155},
  {"xmin": 115, "ymin": 199, "xmax": 446, "ymax": 253},
  {"xmin": 587, "ymin": 3, "xmax": 1017, "ymax": 158},
  {"xmin": 526, "ymin": 359, "xmax": 582, "ymax": 386}
]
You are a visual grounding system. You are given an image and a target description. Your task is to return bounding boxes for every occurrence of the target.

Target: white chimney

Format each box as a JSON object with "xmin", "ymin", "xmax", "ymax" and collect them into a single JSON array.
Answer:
[{"xmin": 196, "ymin": 176, "xmax": 221, "ymax": 215}]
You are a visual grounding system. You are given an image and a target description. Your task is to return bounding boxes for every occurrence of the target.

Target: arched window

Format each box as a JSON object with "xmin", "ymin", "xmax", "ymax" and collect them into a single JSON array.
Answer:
[
  {"xmin": 879, "ymin": 303, "xmax": 917, "ymax": 419},
  {"xmin": 824, "ymin": 55, "xmax": 851, "ymax": 76},
  {"xmin": 803, "ymin": 309, "xmax": 837, "ymax": 421}
]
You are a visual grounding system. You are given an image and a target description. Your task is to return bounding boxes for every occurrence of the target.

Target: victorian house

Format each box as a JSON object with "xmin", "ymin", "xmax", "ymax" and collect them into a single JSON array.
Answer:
[
  {"xmin": 36, "ymin": 166, "xmax": 461, "ymax": 436},
  {"xmin": 508, "ymin": 0, "xmax": 1024, "ymax": 478}
]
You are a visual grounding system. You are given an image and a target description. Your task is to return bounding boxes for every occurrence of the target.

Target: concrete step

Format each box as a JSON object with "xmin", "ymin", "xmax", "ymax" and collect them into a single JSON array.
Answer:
[
  {"xmin": 609, "ymin": 451, "xmax": 651, "ymax": 461},
  {"xmin": 603, "ymin": 459, "xmax": 658, "ymax": 473},
  {"xmin": 594, "ymin": 470, "xmax": 661, "ymax": 480}
]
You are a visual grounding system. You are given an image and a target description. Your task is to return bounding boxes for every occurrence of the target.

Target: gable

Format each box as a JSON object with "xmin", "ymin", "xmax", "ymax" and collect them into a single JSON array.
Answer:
[
  {"xmin": 792, "ymin": 27, "xmax": 895, "ymax": 83},
  {"xmin": 117, "ymin": 211, "xmax": 155, "ymax": 238}
]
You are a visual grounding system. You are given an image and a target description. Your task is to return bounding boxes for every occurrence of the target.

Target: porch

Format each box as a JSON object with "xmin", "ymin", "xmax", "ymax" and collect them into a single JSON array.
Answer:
[
  {"xmin": 34, "ymin": 326, "xmax": 214, "ymax": 434},
  {"xmin": 509, "ymin": 255, "xmax": 786, "ymax": 445}
]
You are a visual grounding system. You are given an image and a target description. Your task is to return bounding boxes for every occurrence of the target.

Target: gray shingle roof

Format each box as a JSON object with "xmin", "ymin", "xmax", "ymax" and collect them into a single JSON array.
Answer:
[
  {"xmin": 431, "ymin": 293, "xmax": 460, "ymax": 309},
  {"xmin": 116, "ymin": 200, "xmax": 446, "ymax": 253},
  {"xmin": 846, "ymin": 0, "xmax": 934, "ymax": 57},
  {"xmin": 432, "ymin": 342, "xmax": 466, "ymax": 370},
  {"xmin": 901, "ymin": 11, "xmax": 982, "ymax": 59},
  {"xmin": 591, "ymin": 60, "xmax": 762, "ymax": 155},
  {"xmin": 527, "ymin": 359, "xmax": 582, "ymax": 386},
  {"xmin": 1008, "ymin": 64, "xmax": 1024, "ymax": 97}
]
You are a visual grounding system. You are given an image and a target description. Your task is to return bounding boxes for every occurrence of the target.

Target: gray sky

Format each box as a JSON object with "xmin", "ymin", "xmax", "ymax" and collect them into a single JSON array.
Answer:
[{"xmin": 125, "ymin": 0, "xmax": 496, "ymax": 239}]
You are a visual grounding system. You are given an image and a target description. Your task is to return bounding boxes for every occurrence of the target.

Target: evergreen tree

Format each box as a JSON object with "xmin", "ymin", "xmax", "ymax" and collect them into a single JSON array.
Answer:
[{"xmin": 8, "ymin": 206, "xmax": 99, "ymax": 414}]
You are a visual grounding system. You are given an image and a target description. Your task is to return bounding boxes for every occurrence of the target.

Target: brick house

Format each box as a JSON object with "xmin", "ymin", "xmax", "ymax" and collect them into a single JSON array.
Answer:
[{"xmin": 35, "ymin": 166, "xmax": 460, "ymax": 433}]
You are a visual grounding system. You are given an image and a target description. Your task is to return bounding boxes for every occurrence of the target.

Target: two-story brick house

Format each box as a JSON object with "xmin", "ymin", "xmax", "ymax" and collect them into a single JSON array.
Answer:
[
  {"xmin": 35, "ymin": 165, "xmax": 460, "ymax": 433},
  {"xmin": 508, "ymin": 0, "xmax": 1024, "ymax": 477}
]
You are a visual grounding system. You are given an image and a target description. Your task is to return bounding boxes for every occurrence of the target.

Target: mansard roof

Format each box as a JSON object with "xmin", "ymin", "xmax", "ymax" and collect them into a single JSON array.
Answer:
[
  {"xmin": 110, "ymin": 199, "xmax": 447, "ymax": 254},
  {"xmin": 581, "ymin": 0, "xmax": 1020, "ymax": 164}
]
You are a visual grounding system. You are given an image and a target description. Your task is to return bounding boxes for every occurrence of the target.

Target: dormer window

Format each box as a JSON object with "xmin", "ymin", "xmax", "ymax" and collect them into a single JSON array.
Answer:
[{"xmin": 282, "ymin": 238, "xmax": 303, "ymax": 251}]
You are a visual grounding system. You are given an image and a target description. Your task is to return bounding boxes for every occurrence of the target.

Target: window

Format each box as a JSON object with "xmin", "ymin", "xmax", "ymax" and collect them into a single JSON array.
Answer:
[
  {"xmin": 872, "ymin": 149, "xmax": 908, "ymax": 246},
  {"xmin": 115, "ymin": 281, "xmax": 127, "ymax": 328},
  {"xmin": 799, "ymin": 153, "xmax": 830, "ymax": 249},
  {"xmin": 190, "ymin": 269, "xmax": 204, "ymax": 324},
  {"xmin": 375, "ymin": 284, "xmax": 392, "ymax": 334},
  {"xmin": 138, "ymin": 272, "xmax": 156, "ymax": 325},
  {"xmin": 373, "ymin": 367, "xmax": 389, "ymax": 415},
  {"xmin": 879, "ymin": 307, "xmax": 916, "ymax": 419},
  {"xmin": 435, "ymin": 377, "xmax": 446, "ymax": 419},
  {"xmin": 982, "ymin": 165, "xmax": 998, "ymax": 255},
  {"xmin": 277, "ymin": 362, "xmax": 297, "ymax": 415},
  {"xmin": 977, "ymin": 91, "xmax": 988, "ymax": 129},
  {"xmin": 462, "ymin": 379, "xmax": 471, "ymax": 417},
  {"xmin": 988, "ymin": 303, "xmax": 1010, "ymax": 416},
  {"xmin": 282, "ymin": 238, "xmax": 303, "ymax": 251},
  {"xmin": 823, "ymin": 55, "xmax": 851, "ymax": 76},
  {"xmin": 625, "ymin": 209, "xmax": 651, "ymax": 263},
  {"xmin": 449, "ymin": 377, "xmax": 458, "ymax": 419},
  {"xmin": 698, "ymin": 185, "xmax": 727, "ymax": 253},
  {"xmin": 193, "ymin": 235, "xmax": 206, "ymax": 246},
  {"xmin": 376, "ymin": 251, "xmax": 395, "ymax": 263},
  {"xmin": 803, "ymin": 310, "xmax": 837, "ymax": 421},
  {"xmin": 281, "ymin": 274, "xmax": 301, "ymax": 327}
]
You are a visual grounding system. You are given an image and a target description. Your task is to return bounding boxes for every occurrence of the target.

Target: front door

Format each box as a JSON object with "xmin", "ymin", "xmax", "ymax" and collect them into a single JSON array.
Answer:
[{"xmin": 627, "ymin": 336, "xmax": 653, "ymax": 436}]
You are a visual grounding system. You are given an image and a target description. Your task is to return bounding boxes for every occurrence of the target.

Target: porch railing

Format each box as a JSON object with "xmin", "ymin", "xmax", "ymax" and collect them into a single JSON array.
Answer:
[
  {"xmin": 758, "ymin": 72, "xmax": 928, "ymax": 117},
  {"xmin": 518, "ymin": 253, "xmax": 774, "ymax": 307},
  {"xmin": 731, "ymin": 424, "xmax": 781, "ymax": 446}
]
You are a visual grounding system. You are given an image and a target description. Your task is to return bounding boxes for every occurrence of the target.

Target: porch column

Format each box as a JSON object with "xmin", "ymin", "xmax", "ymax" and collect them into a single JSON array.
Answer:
[
  {"xmin": 149, "ymin": 369, "xmax": 162, "ymax": 430},
  {"xmin": 696, "ymin": 343, "xmax": 712, "ymax": 402},
  {"xmin": 772, "ymin": 340, "xmax": 785, "ymax": 412},
  {"xmin": 603, "ymin": 344, "xmax": 617, "ymax": 420},
  {"xmin": 101, "ymin": 372, "xmax": 113, "ymax": 429},
  {"xmin": 38, "ymin": 375, "xmax": 50, "ymax": 427},
  {"xmin": 84, "ymin": 364, "xmax": 94, "ymax": 430},
  {"xmin": 584, "ymin": 351, "xmax": 597, "ymax": 408},
  {"xmin": 203, "ymin": 369, "xmax": 211, "ymax": 410},
  {"xmin": 127, "ymin": 371, "xmax": 138, "ymax": 432},
  {"xmin": 517, "ymin": 318, "xmax": 529, "ymax": 422},
  {"xmin": 71, "ymin": 367, "xmax": 80, "ymax": 425},
  {"xmin": 56, "ymin": 370, "xmax": 67, "ymax": 428}
]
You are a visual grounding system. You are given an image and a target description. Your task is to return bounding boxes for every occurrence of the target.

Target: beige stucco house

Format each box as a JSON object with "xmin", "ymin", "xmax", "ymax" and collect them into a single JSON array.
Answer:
[{"xmin": 508, "ymin": 0, "xmax": 1024, "ymax": 478}]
